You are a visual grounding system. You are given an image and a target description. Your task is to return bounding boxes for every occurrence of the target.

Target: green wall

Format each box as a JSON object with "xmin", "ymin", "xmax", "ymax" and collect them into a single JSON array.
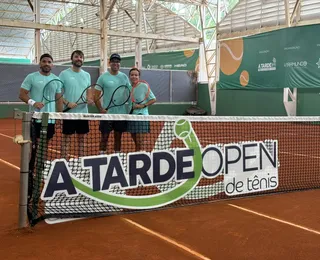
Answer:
[
  {"xmin": 297, "ymin": 88, "xmax": 320, "ymax": 116},
  {"xmin": 216, "ymin": 88, "xmax": 320, "ymax": 116},
  {"xmin": 197, "ymin": 83, "xmax": 211, "ymax": 115},
  {"xmin": 0, "ymin": 58, "xmax": 31, "ymax": 64},
  {"xmin": 216, "ymin": 89, "xmax": 287, "ymax": 116}
]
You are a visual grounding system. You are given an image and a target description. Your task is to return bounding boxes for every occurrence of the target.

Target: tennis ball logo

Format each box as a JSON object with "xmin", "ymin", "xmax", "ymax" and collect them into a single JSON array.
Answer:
[
  {"xmin": 220, "ymin": 39, "xmax": 244, "ymax": 75},
  {"xmin": 174, "ymin": 119, "xmax": 192, "ymax": 140},
  {"xmin": 184, "ymin": 49, "xmax": 195, "ymax": 58},
  {"xmin": 240, "ymin": 70, "xmax": 249, "ymax": 87}
]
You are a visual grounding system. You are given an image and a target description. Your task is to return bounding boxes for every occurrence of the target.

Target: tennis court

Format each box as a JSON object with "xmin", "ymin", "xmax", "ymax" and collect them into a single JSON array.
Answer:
[{"xmin": 0, "ymin": 117, "xmax": 319, "ymax": 260}]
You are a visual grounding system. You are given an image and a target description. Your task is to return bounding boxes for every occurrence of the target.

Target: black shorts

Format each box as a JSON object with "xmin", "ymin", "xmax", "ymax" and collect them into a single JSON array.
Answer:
[
  {"xmin": 63, "ymin": 119, "xmax": 89, "ymax": 135},
  {"xmin": 31, "ymin": 122, "xmax": 55, "ymax": 140},
  {"xmin": 99, "ymin": 120, "xmax": 127, "ymax": 134}
]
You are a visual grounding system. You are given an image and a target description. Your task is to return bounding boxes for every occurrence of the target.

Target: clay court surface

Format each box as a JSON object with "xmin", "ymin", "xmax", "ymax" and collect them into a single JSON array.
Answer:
[{"xmin": 0, "ymin": 118, "xmax": 319, "ymax": 260}]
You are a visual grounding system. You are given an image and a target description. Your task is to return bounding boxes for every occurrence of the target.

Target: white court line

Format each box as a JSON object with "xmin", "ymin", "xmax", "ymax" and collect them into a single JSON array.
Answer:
[
  {"xmin": 0, "ymin": 133, "xmax": 20, "ymax": 170},
  {"xmin": 0, "ymin": 158, "xmax": 20, "ymax": 171},
  {"xmin": 0, "ymin": 131, "xmax": 76, "ymax": 157},
  {"xmin": 0, "ymin": 133, "xmax": 13, "ymax": 139},
  {"xmin": 280, "ymin": 151, "xmax": 320, "ymax": 159},
  {"xmin": 228, "ymin": 204, "xmax": 320, "ymax": 236},
  {"xmin": 122, "ymin": 218, "xmax": 211, "ymax": 260}
]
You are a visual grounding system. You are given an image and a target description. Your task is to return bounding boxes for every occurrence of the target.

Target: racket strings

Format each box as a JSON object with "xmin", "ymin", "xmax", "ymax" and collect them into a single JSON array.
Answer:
[
  {"xmin": 112, "ymin": 86, "xmax": 130, "ymax": 106},
  {"xmin": 131, "ymin": 83, "xmax": 150, "ymax": 104},
  {"xmin": 42, "ymin": 79, "xmax": 64, "ymax": 102}
]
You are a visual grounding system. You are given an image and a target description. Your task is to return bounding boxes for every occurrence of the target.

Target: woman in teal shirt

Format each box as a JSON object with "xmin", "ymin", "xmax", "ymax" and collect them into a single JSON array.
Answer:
[{"xmin": 127, "ymin": 68, "xmax": 156, "ymax": 152}]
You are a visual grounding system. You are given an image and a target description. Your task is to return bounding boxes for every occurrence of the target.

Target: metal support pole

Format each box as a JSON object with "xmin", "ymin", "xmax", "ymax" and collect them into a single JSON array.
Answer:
[
  {"xmin": 18, "ymin": 112, "xmax": 32, "ymax": 228},
  {"xmin": 135, "ymin": 0, "xmax": 143, "ymax": 69}
]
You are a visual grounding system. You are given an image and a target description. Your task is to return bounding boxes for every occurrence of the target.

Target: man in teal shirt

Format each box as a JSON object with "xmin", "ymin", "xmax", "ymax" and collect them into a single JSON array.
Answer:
[
  {"xmin": 59, "ymin": 50, "xmax": 93, "ymax": 158},
  {"xmin": 19, "ymin": 53, "xmax": 62, "ymax": 200},
  {"xmin": 19, "ymin": 53, "xmax": 62, "ymax": 139},
  {"xmin": 95, "ymin": 53, "xmax": 131, "ymax": 154}
]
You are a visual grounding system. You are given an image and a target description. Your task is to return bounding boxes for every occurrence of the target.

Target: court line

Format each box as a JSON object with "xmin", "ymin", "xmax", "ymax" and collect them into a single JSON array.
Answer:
[
  {"xmin": 0, "ymin": 158, "xmax": 20, "ymax": 171},
  {"xmin": 122, "ymin": 218, "xmax": 211, "ymax": 260},
  {"xmin": 228, "ymin": 204, "xmax": 320, "ymax": 235},
  {"xmin": 0, "ymin": 132, "xmax": 13, "ymax": 139},
  {"xmin": 0, "ymin": 133, "xmax": 20, "ymax": 170},
  {"xmin": 280, "ymin": 151, "xmax": 320, "ymax": 159}
]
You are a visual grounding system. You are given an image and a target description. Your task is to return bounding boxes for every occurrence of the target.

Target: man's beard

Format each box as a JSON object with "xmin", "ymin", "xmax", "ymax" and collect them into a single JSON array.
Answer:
[
  {"xmin": 40, "ymin": 66, "xmax": 51, "ymax": 73},
  {"xmin": 72, "ymin": 61, "xmax": 83, "ymax": 68}
]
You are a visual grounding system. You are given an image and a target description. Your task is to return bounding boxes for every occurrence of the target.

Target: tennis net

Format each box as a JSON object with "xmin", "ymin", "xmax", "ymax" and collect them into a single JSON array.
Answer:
[{"xmin": 22, "ymin": 112, "xmax": 320, "ymax": 226}]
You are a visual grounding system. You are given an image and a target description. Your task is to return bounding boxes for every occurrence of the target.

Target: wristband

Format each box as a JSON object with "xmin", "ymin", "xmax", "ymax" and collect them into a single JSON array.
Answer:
[{"xmin": 27, "ymin": 99, "xmax": 36, "ymax": 106}]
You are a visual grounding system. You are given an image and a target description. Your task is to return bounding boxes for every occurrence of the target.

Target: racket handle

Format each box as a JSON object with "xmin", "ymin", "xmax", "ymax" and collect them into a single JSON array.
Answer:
[
  {"xmin": 129, "ymin": 108, "xmax": 134, "ymax": 114},
  {"xmin": 63, "ymin": 107, "xmax": 71, "ymax": 112}
]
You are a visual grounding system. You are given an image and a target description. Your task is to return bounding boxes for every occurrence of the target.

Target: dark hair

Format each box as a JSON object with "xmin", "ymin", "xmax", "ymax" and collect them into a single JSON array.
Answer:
[
  {"xmin": 129, "ymin": 67, "xmax": 140, "ymax": 76},
  {"xmin": 40, "ymin": 53, "xmax": 53, "ymax": 62},
  {"xmin": 71, "ymin": 50, "xmax": 84, "ymax": 60}
]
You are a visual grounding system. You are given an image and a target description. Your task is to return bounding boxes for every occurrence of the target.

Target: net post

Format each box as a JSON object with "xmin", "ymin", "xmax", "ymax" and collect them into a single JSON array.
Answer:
[
  {"xmin": 18, "ymin": 112, "xmax": 32, "ymax": 228},
  {"xmin": 30, "ymin": 112, "xmax": 49, "ymax": 223}
]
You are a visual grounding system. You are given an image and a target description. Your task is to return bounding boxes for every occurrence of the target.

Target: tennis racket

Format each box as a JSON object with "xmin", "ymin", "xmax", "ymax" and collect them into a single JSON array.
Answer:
[
  {"xmin": 129, "ymin": 80, "xmax": 151, "ymax": 114},
  {"xmin": 36, "ymin": 79, "xmax": 64, "ymax": 112},
  {"xmin": 104, "ymin": 85, "xmax": 130, "ymax": 110},
  {"xmin": 63, "ymin": 83, "xmax": 104, "ymax": 112}
]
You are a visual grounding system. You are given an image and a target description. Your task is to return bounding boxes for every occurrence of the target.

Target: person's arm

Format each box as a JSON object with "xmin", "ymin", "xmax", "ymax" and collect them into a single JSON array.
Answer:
[
  {"xmin": 143, "ymin": 98, "xmax": 156, "ymax": 108},
  {"xmin": 19, "ymin": 75, "xmax": 44, "ymax": 110},
  {"xmin": 134, "ymin": 87, "xmax": 156, "ymax": 109},
  {"xmin": 94, "ymin": 76, "xmax": 106, "ymax": 113},
  {"xmin": 56, "ymin": 93, "xmax": 63, "ymax": 112}
]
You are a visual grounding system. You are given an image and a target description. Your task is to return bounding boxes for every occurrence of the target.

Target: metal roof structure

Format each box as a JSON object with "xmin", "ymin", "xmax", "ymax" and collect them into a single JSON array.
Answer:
[
  {"xmin": 2, "ymin": 1, "xmax": 318, "ymax": 62},
  {"xmin": 218, "ymin": 0, "xmax": 320, "ymax": 39},
  {"xmin": 0, "ymin": 0, "xmax": 237, "ymax": 61}
]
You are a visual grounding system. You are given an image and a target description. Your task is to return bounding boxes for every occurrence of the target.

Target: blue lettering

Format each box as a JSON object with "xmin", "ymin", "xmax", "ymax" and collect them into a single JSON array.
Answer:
[
  {"xmin": 129, "ymin": 153, "xmax": 151, "ymax": 187},
  {"xmin": 42, "ymin": 160, "xmax": 77, "ymax": 199},
  {"xmin": 176, "ymin": 149, "xmax": 194, "ymax": 180},
  {"xmin": 83, "ymin": 157, "xmax": 108, "ymax": 191},
  {"xmin": 102, "ymin": 156, "xmax": 128, "ymax": 190},
  {"xmin": 153, "ymin": 151, "xmax": 175, "ymax": 183}
]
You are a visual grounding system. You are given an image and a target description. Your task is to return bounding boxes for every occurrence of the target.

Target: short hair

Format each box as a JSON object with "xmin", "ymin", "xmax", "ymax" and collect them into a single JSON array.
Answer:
[
  {"xmin": 71, "ymin": 50, "xmax": 84, "ymax": 60},
  {"xmin": 40, "ymin": 53, "xmax": 53, "ymax": 62},
  {"xmin": 129, "ymin": 67, "xmax": 141, "ymax": 76}
]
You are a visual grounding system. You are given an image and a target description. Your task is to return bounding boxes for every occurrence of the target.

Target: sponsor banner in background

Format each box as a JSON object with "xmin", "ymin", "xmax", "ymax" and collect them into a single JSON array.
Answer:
[
  {"xmin": 218, "ymin": 24, "xmax": 320, "ymax": 89},
  {"xmin": 82, "ymin": 49, "xmax": 199, "ymax": 71}
]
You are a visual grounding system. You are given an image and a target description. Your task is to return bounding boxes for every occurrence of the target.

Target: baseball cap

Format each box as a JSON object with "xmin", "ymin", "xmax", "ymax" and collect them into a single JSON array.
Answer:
[{"xmin": 110, "ymin": 53, "xmax": 121, "ymax": 61}]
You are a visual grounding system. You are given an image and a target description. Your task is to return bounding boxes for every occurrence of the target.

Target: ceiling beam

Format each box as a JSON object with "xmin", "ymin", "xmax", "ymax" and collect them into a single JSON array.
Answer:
[
  {"xmin": 290, "ymin": 0, "xmax": 302, "ymax": 25},
  {"xmin": 27, "ymin": 0, "xmax": 34, "ymax": 12},
  {"xmin": 105, "ymin": 0, "xmax": 117, "ymax": 20},
  {"xmin": 0, "ymin": 18, "xmax": 200, "ymax": 43},
  {"xmin": 0, "ymin": 45, "xmax": 30, "ymax": 49},
  {"xmin": 218, "ymin": 18, "xmax": 320, "ymax": 41},
  {"xmin": 218, "ymin": 25, "xmax": 287, "ymax": 40},
  {"xmin": 0, "ymin": 53, "xmax": 28, "ymax": 57}
]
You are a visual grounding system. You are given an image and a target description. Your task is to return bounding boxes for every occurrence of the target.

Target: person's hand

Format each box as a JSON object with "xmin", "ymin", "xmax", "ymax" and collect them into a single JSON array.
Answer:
[
  {"xmin": 33, "ymin": 102, "xmax": 44, "ymax": 110},
  {"xmin": 87, "ymin": 99, "xmax": 94, "ymax": 105},
  {"xmin": 134, "ymin": 104, "xmax": 145, "ymax": 109},
  {"xmin": 68, "ymin": 102, "xmax": 77, "ymax": 109},
  {"xmin": 100, "ymin": 108, "xmax": 107, "ymax": 114}
]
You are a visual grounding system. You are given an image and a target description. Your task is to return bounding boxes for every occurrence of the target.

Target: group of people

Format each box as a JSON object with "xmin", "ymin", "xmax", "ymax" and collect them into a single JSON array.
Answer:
[{"xmin": 19, "ymin": 50, "xmax": 156, "ymax": 156}]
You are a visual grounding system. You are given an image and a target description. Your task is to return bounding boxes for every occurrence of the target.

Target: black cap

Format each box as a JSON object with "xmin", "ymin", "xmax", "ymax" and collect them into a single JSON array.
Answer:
[{"xmin": 110, "ymin": 53, "xmax": 121, "ymax": 61}]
